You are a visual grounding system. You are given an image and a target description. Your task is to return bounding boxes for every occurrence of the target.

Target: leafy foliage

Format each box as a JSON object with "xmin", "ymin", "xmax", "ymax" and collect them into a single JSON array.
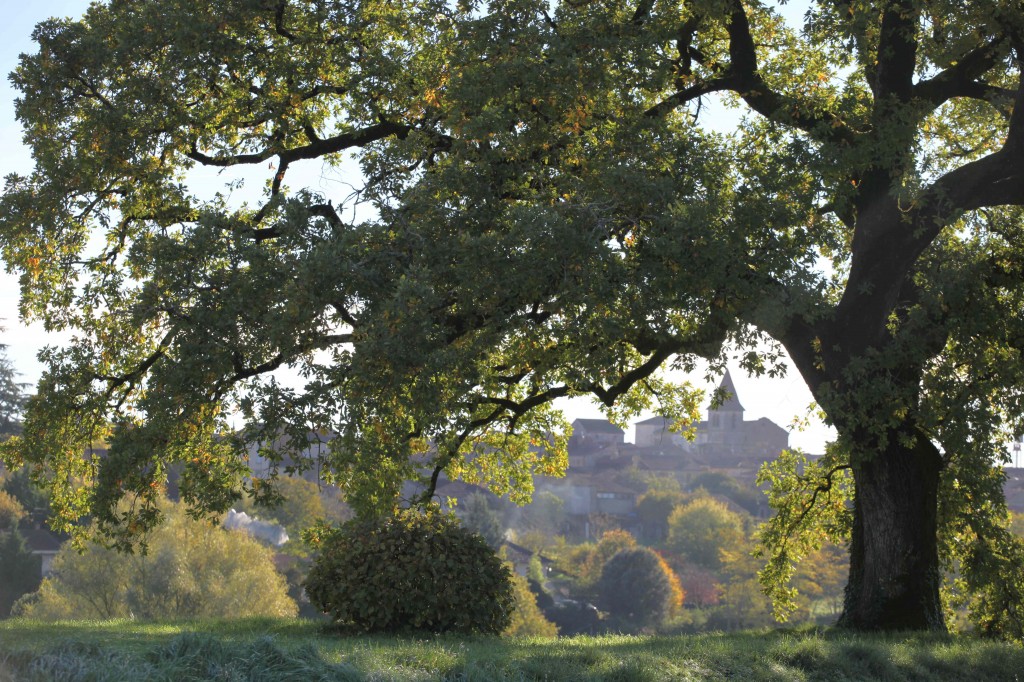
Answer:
[
  {"xmin": 3, "ymin": 0, "xmax": 1024, "ymax": 632},
  {"xmin": 756, "ymin": 447, "xmax": 853, "ymax": 620},
  {"xmin": 460, "ymin": 491, "xmax": 505, "ymax": 550},
  {"xmin": 0, "ymin": 527, "xmax": 41, "ymax": 618},
  {"xmin": 504, "ymin": 573, "xmax": 559, "ymax": 638},
  {"xmin": 1, "ymin": 468, "xmax": 50, "ymax": 517},
  {"xmin": 557, "ymin": 529, "xmax": 640, "ymax": 587},
  {"xmin": 0, "ymin": 489, "xmax": 26, "ymax": 533},
  {"xmin": 304, "ymin": 507, "xmax": 514, "ymax": 634},
  {"xmin": 596, "ymin": 547, "xmax": 681, "ymax": 631},
  {"xmin": 635, "ymin": 482, "xmax": 688, "ymax": 542},
  {"xmin": 667, "ymin": 494, "xmax": 746, "ymax": 570},
  {"xmin": 0, "ymin": 339, "xmax": 27, "ymax": 438},
  {"xmin": 17, "ymin": 501, "xmax": 296, "ymax": 620}
]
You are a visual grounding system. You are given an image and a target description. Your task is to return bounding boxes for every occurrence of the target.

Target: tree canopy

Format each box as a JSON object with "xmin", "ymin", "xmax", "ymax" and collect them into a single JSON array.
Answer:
[{"xmin": 1, "ymin": 0, "xmax": 1023, "ymax": 632}]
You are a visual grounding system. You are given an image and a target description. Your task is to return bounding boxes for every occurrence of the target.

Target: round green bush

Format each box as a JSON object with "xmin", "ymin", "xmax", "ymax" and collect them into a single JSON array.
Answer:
[
  {"xmin": 304, "ymin": 507, "xmax": 514, "ymax": 634},
  {"xmin": 596, "ymin": 547, "xmax": 675, "ymax": 630}
]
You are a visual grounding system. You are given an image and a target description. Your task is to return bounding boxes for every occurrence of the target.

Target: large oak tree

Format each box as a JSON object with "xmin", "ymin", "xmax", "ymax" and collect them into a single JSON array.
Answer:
[{"xmin": 2, "ymin": 0, "xmax": 1023, "ymax": 632}]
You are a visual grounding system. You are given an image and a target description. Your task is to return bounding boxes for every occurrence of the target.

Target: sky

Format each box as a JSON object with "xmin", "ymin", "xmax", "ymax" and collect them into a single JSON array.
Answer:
[{"xmin": 0, "ymin": 1, "xmax": 837, "ymax": 453}]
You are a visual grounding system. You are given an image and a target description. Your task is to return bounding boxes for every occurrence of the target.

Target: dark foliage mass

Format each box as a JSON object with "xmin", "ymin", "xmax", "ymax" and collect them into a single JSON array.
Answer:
[
  {"xmin": 304, "ymin": 508, "xmax": 514, "ymax": 634},
  {"xmin": 596, "ymin": 547, "xmax": 676, "ymax": 630}
]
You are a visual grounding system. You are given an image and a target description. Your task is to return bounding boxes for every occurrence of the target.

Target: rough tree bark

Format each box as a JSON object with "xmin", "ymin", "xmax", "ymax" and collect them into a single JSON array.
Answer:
[{"xmin": 839, "ymin": 429, "xmax": 946, "ymax": 631}]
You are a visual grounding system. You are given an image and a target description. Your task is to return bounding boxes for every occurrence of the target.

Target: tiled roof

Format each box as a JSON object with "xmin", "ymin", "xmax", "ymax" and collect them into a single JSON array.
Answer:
[
  {"xmin": 22, "ymin": 527, "xmax": 61, "ymax": 554},
  {"xmin": 572, "ymin": 418, "xmax": 625, "ymax": 434}
]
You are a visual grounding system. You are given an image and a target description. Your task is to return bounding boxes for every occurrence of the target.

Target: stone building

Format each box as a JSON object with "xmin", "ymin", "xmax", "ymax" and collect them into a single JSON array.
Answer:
[{"xmin": 634, "ymin": 370, "xmax": 789, "ymax": 468}]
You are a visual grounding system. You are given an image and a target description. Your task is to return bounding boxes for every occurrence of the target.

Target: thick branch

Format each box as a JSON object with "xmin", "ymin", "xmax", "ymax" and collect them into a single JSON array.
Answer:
[
  {"xmin": 644, "ymin": 78, "xmax": 732, "ymax": 119},
  {"xmin": 721, "ymin": 1, "xmax": 855, "ymax": 145},
  {"xmin": 589, "ymin": 340, "xmax": 682, "ymax": 406},
  {"xmin": 186, "ymin": 120, "xmax": 413, "ymax": 168},
  {"xmin": 914, "ymin": 37, "xmax": 1008, "ymax": 108},
  {"xmin": 874, "ymin": 0, "xmax": 919, "ymax": 102},
  {"xmin": 274, "ymin": 1, "xmax": 298, "ymax": 42}
]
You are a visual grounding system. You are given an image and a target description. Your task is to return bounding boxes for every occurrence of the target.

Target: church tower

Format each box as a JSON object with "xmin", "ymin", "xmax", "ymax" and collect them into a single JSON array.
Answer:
[{"xmin": 709, "ymin": 369, "xmax": 744, "ymax": 432}]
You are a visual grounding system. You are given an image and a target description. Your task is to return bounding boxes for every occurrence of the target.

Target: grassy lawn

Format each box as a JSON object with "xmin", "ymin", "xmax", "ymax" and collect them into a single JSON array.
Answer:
[{"xmin": 2, "ymin": 618, "xmax": 1023, "ymax": 681}]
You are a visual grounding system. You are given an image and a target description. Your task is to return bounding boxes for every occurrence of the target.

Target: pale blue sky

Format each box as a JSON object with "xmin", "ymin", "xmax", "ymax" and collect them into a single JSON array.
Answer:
[{"xmin": 0, "ymin": 1, "xmax": 835, "ymax": 453}]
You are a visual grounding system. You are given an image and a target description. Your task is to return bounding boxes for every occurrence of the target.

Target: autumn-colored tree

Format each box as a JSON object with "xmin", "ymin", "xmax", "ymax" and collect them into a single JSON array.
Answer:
[
  {"xmin": 713, "ymin": 539, "xmax": 775, "ymax": 631},
  {"xmin": 3, "ymin": 0, "xmax": 1024, "ymax": 632},
  {"xmin": 667, "ymin": 496, "xmax": 746, "ymax": 570},
  {"xmin": 0, "ymin": 490, "xmax": 25, "ymax": 533},
  {"xmin": 793, "ymin": 542, "xmax": 848, "ymax": 621},
  {"xmin": 584, "ymin": 530, "xmax": 639, "ymax": 585},
  {"xmin": 504, "ymin": 573, "xmax": 559, "ymax": 638},
  {"xmin": 596, "ymin": 547, "xmax": 679, "ymax": 631},
  {"xmin": 676, "ymin": 565, "xmax": 722, "ymax": 609}
]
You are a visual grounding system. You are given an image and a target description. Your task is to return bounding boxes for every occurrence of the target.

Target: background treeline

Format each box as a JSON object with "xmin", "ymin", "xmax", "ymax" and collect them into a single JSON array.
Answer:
[{"xmin": 459, "ymin": 472, "xmax": 847, "ymax": 635}]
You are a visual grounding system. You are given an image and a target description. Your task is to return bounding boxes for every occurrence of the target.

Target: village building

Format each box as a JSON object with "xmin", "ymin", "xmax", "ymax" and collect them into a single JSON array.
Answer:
[
  {"xmin": 530, "ymin": 370, "xmax": 791, "ymax": 539},
  {"xmin": 633, "ymin": 370, "xmax": 789, "ymax": 469}
]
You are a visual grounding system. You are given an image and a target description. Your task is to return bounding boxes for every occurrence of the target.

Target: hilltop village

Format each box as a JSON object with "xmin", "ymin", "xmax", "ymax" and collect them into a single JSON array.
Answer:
[{"xmin": 438, "ymin": 370, "xmax": 792, "ymax": 542}]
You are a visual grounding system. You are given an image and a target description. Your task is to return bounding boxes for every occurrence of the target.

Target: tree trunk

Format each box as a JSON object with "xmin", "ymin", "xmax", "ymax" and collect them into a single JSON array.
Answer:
[{"xmin": 838, "ymin": 429, "xmax": 946, "ymax": 631}]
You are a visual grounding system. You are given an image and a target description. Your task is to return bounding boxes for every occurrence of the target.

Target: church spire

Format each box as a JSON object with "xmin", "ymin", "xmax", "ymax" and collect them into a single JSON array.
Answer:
[{"xmin": 713, "ymin": 369, "xmax": 744, "ymax": 413}]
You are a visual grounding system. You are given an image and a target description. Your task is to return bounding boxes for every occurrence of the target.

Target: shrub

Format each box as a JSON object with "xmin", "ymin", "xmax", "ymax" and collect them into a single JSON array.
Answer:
[
  {"xmin": 0, "ymin": 528, "xmax": 41, "ymax": 617},
  {"xmin": 551, "ymin": 530, "xmax": 639, "ymax": 587},
  {"xmin": 304, "ymin": 507, "xmax": 514, "ymax": 634},
  {"xmin": 17, "ymin": 500, "xmax": 296, "ymax": 620},
  {"xmin": 504, "ymin": 574, "xmax": 558, "ymax": 637},
  {"xmin": 596, "ymin": 547, "xmax": 677, "ymax": 631}
]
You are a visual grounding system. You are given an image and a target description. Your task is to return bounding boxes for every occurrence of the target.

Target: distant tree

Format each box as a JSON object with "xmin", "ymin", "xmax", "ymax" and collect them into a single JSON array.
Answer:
[
  {"xmin": 1, "ymin": 469, "xmax": 49, "ymax": 517},
  {"xmin": 19, "ymin": 501, "xmax": 296, "ymax": 620},
  {"xmin": 504, "ymin": 573, "xmax": 558, "ymax": 638},
  {"xmin": 676, "ymin": 565, "xmax": 723, "ymax": 609},
  {"xmin": 318, "ymin": 486, "xmax": 353, "ymax": 526},
  {"xmin": 520, "ymin": 491, "xmax": 566, "ymax": 536},
  {"xmin": 688, "ymin": 473, "xmax": 763, "ymax": 516},
  {"xmin": 461, "ymin": 492, "xmax": 504, "ymax": 550},
  {"xmin": 667, "ymin": 496, "xmax": 746, "ymax": 570},
  {"xmin": 0, "ymin": 528, "xmax": 41, "ymax": 618},
  {"xmin": 0, "ymin": 338, "xmax": 27, "ymax": 438},
  {"xmin": 793, "ymin": 542, "xmax": 849, "ymax": 621},
  {"xmin": 587, "ymin": 530, "xmax": 638, "ymax": 579},
  {"xmin": 635, "ymin": 485, "xmax": 687, "ymax": 542},
  {"xmin": 712, "ymin": 542, "xmax": 774, "ymax": 631},
  {"xmin": 0, "ymin": 490, "xmax": 26, "ymax": 533},
  {"xmin": 596, "ymin": 547, "xmax": 678, "ymax": 631},
  {"xmin": 1010, "ymin": 511, "xmax": 1024, "ymax": 538},
  {"xmin": 554, "ymin": 541, "xmax": 597, "ymax": 583},
  {"xmin": 654, "ymin": 551, "xmax": 686, "ymax": 619},
  {"xmin": 255, "ymin": 475, "xmax": 325, "ymax": 541}
]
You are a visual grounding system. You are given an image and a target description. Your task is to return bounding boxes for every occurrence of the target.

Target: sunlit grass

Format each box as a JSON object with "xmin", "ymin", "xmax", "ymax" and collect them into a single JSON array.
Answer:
[{"xmin": 2, "ymin": 619, "xmax": 1023, "ymax": 681}]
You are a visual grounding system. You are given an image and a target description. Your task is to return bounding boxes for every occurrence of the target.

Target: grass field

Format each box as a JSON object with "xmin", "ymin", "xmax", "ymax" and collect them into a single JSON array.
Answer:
[{"xmin": 1, "ymin": 618, "xmax": 1022, "ymax": 681}]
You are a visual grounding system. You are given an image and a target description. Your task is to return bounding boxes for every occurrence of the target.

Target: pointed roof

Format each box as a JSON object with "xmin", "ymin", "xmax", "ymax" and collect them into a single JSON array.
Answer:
[{"xmin": 712, "ymin": 369, "xmax": 744, "ymax": 412}]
